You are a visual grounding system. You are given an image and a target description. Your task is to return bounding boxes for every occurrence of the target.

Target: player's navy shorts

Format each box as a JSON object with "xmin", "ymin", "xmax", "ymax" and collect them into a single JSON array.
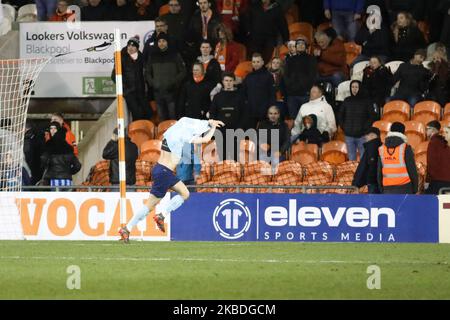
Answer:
[{"xmin": 150, "ymin": 163, "xmax": 180, "ymax": 198}]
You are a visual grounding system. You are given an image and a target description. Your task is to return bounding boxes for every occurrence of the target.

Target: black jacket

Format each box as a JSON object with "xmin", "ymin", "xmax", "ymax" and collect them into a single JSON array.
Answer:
[
  {"xmin": 244, "ymin": 0, "xmax": 289, "ymax": 44},
  {"xmin": 283, "ymin": 52, "xmax": 317, "ymax": 96},
  {"xmin": 257, "ymin": 119, "xmax": 290, "ymax": 153},
  {"xmin": 393, "ymin": 62, "xmax": 432, "ymax": 98},
  {"xmin": 179, "ymin": 77, "xmax": 214, "ymax": 119},
  {"xmin": 361, "ymin": 65, "xmax": 393, "ymax": 107},
  {"xmin": 339, "ymin": 80, "xmax": 376, "ymax": 138},
  {"xmin": 377, "ymin": 132, "xmax": 418, "ymax": 193},
  {"xmin": 80, "ymin": 2, "xmax": 109, "ymax": 21},
  {"xmin": 242, "ymin": 67, "xmax": 276, "ymax": 120},
  {"xmin": 187, "ymin": 9, "xmax": 222, "ymax": 46},
  {"xmin": 102, "ymin": 137, "xmax": 138, "ymax": 185},
  {"xmin": 145, "ymin": 47, "xmax": 187, "ymax": 95},
  {"xmin": 295, "ymin": 114, "xmax": 327, "ymax": 146},
  {"xmin": 352, "ymin": 137, "xmax": 382, "ymax": 187},
  {"xmin": 24, "ymin": 127, "xmax": 45, "ymax": 185},
  {"xmin": 41, "ymin": 129, "xmax": 81, "ymax": 181},
  {"xmin": 210, "ymin": 89, "xmax": 244, "ymax": 129},
  {"xmin": 197, "ymin": 56, "xmax": 222, "ymax": 85},
  {"xmin": 124, "ymin": 1, "xmax": 159, "ymax": 21},
  {"xmin": 112, "ymin": 47, "xmax": 145, "ymax": 96},
  {"xmin": 391, "ymin": 25, "xmax": 426, "ymax": 61},
  {"xmin": 355, "ymin": 25, "xmax": 391, "ymax": 57}
]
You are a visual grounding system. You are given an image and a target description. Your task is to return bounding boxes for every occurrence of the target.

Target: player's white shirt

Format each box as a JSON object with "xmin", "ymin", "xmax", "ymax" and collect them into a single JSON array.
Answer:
[{"xmin": 163, "ymin": 117, "xmax": 211, "ymax": 158}]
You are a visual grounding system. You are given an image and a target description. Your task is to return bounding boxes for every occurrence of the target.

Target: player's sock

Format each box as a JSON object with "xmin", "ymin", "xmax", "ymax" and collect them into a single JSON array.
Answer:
[
  {"xmin": 161, "ymin": 195, "xmax": 185, "ymax": 216},
  {"xmin": 126, "ymin": 206, "xmax": 150, "ymax": 231}
]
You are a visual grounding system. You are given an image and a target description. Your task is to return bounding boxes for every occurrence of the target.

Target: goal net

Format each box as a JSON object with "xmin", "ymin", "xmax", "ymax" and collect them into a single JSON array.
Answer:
[{"xmin": 0, "ymin": 58, "xmax": 49, "ymax": 240}]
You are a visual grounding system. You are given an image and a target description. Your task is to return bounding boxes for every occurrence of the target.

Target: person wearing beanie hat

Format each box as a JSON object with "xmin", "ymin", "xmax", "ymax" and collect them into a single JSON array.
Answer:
[
  {"xmin": 352, "ymin": 126, "xmax": 382, "ymax": 193},
  {"xmin": 112, "ymin": 32, "xmax": 150, "ymax": 122},
  {"xmin": 377, "ymin": 120, "xmax": 418, "ymax": 194},
  {"xmin": 426, "ymin": 120, "xmax": 441, "ymax": 140}
]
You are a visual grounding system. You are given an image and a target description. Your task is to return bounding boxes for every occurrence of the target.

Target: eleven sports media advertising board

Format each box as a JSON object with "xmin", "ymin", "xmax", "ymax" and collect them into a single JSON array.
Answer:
[{"xmin": 11, "ymin": 192, "xmax": 450, "ymax": 243}]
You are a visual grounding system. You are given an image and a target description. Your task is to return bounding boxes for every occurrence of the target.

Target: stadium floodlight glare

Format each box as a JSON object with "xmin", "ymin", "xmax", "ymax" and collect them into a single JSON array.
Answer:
[{"xmin": 0, "ymin": 58, "xmax": 50, "ymax": 239}]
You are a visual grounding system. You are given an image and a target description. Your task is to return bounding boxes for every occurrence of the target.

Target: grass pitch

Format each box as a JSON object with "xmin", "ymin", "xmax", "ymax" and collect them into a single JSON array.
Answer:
[{"xmin": 0, "ymin": 241, "xmax": 449, "ymax": 299}]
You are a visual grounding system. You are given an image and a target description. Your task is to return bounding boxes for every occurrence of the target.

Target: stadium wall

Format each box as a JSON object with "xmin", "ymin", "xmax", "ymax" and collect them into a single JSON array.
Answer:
[{"xmin": 13, "ymin": 192, "xmax": 450, "ymax": 244}]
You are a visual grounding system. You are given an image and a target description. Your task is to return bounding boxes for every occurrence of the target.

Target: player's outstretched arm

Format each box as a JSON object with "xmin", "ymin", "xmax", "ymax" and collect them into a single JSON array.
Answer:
[{"xmin": 191, "ymin": 119, "xmax": 225, "ymax": 144}]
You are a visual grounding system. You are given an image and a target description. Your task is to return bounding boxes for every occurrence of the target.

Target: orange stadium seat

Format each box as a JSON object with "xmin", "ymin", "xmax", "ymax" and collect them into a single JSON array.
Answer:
[
  {"xmin": 404, "ymin": 121, "xmax": 426, "ymax": 151},
  {"xmin": 291, "ymin": 141, "xmax": 318, "ymax": 165},
  {"xmin": 272, "ymin": 161, "xmax": 303, "ymax": 191},
  {"xmin": 241, "ymin": 161, "xmax": 273, "ymax": 193},
  {"xmin": 135, "ymin": 159, "xmax": 152, "ymax": 182},
  {"xmin": 372, "ymin": 120, "xmax": 392, "ymax": 142},
  {"xmin": 211, "ymin": 160, "xmax": 242, "ymax": 192},
  {"xmin": 239, "ymin": 139, "xmax": 257, "ymax": 163},
  {"xmin": 414, "ymin": 141, "xmax": 429, "ymax": 165},
  {"xmin": 344, "ymin": 42, "xmax": 362, "ymax": 66},
  {"xmin": 128, "ymin": 120, "xmax": 155, "ymax": 150},
  {"xmin": 234, "ymin": 61, "xmax": 253, "ymax": 80},
  {"xmin": 303, "ymin": 161, "xmax": 334, "ymax": 189},
  {"xmin": 139, "ymin": 139, "xmax": 162, "ymax": 163},
  {"xmin": 443, "ymin": 103, "xmax": 450, "ymax": 121},
  {"xmin": 321, "ymin": 140, "xmax": 348, "ymax": 164},
  {"xmin": 158, "ymin": 4, "xmax": 170, "ymax": 16},
  {"xmin": 288, "ymin": 22, "xmax": 313, "ymax": 43},
  {"xmin": 382, "ymin": 100, "xmax": 410, "ymax": 122},
  {"xmin": 412, "ymin": 101, "xmax": 441, "ymax": 125},
  {"xmin": 202, "ymin": 140, "xmax": 219, "ymax": 164},
  {"xmin": 317, "ymin": 21, "xmax": 332, "ymax": 31},
  {"xmin": 156, "ymin": 120, "xmax": 177, "ymax": 140}
]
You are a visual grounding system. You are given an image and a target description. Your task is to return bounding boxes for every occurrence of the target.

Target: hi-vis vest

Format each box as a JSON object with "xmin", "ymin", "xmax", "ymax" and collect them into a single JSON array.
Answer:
[{"xmin": 378, "ymin": 143, "xmax": 411, "ymax": 186}]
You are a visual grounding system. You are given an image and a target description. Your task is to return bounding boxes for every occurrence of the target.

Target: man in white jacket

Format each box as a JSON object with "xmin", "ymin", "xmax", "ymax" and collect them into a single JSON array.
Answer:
[{"xmin": 291, "ymin": 85, "xmax": 337, "ymax": 139}]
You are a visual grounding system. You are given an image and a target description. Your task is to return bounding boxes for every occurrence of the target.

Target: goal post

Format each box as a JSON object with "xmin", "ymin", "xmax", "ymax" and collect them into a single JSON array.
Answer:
[{"xmin": 0, "ymin": 58, "xmax": 50, "ymax": 240}]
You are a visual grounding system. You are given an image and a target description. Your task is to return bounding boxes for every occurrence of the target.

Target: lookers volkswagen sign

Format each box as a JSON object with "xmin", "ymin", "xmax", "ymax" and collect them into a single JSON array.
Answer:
[{"xmin": 171, "ymin": 194, "xmax": 439, "ymax": 243}]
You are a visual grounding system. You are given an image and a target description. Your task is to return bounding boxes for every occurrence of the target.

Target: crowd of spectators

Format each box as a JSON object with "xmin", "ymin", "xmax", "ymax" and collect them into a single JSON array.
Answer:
[{"xmin": 3, "ymin": 0, "xmax": 450, "ymax": 194}]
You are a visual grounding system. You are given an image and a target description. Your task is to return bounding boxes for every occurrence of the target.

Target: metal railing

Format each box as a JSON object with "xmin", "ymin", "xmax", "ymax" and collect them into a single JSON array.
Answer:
[{"xmin": 21, "ymin": 184, "xmax": 359, "ymax": 193}]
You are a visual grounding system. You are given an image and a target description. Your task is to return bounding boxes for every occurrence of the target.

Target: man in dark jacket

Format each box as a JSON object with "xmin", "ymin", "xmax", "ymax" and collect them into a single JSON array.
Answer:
[
  {"xmin": 145, "ymin": 32, "xmax": 187, "ymax": 121},
  {"xmin": 187, "ymin": 0, "xmax": 222, "ymax": 48},
  {"xmin": 352, "ymin": 126, "xmax": 382, "ymax": 193},
  {"xmin": 390, "ymin": 49, "xmax": 432, "ymax": 108},
  {"xmin": 243, "ymin": 0, "xmax": 289, "ymax": 63},
  {"xmin": 294, "ymin": 114, "xmax": 327, "ymax": 146},
  {"xmin": 425, "ymin": 121, "xmax": 450, "ymax": 194},
  {"xmin": 241, "ymin": 52, "xmax": 276, "ymax": 129},
  {"xmin": 339, "ymin": 80, "xmax": 377, "ymax": 160},
  {"xmin": 102, "ymin": 128, "xmax": 138, "ymax": 186},
  {"xmin": 257, "ymin": 105, "xmax": 290, "ymax": 161},
  {"xmin": 40, "ymin": 122, "xmax": 81, "ymax": 187},
  {"xmin": 80, "ymin": 0, "xmax": 109, "ymax": 21},
  {"xmin": 112, "ymin": 36, "xmax": 150, "ymax": 121},
  {"xmin": 283, "ymin": 38, "xmax": 318, "ymax": 119},
  {"xmin": 377, "ymin": 122, "xmax": 418, "ymax": 194}
]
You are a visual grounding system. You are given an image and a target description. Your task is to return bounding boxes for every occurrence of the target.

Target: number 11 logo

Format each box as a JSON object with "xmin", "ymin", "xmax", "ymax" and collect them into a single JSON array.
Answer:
[{"xmin": 213, "ymin": 199, "xmax": 251, "ymax": 240}]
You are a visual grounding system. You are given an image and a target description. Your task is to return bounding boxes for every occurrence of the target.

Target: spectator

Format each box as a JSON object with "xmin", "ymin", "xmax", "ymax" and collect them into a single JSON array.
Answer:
[
  {"xmin": 1, "ymin": 150, "xmax": 30, "ymax": 190},
  {"xmin": 292, "ymin": 114, "xmax": 328, "ymax": 147},
  {"xmin": 361, "ymin": 55, "xmax": 394, "ymax": 117},
  {"xmin": 426, "ymin": 120, "xmax": 441, "ymax": 141},
  {"xmin": 48, "ymin": 0, "xmax": 75, "ymax": 21},
  {"xmin": 390, "ymin": 49, "xmax": 432, "ymax": 108},
  {"xmin": 283, "ymin": 38, "xmax": 318, "ymax": 119},
  {"xmin": 214, "ymin": 23, "xmax": 241, "ymax": 72},
  {"xmin": 197, "ymin": 40, "xmax": 222, "ymax": 85},
  {"xmin": 285, "ymin": 40, "xmax": 297, "ymax": 61},
  {"xmin": 377, "ymin": 122, "xmax": 418, "ymax": 194},
  {"xmin": 267, "ymin": 57, "xmax": 284, "ymax": 105},
  {"xmin": 292, "ymin": 84, "xmax": 337, "ymax": 138},
  {"xmin": 102, "ymin": 128, "xmax": 138, "ymax": 186},
  {"xmin": 426, "ymin": 122, "xmax": 450, "ymax": 194},
  {"xmin": 36, "ymin": 0, "xmax": 58, "ymax": 21},
  {"xmin": 161, "ymin": 0, "xmax": 188, "ymax": 47},
  {"xmin": 257, "ymin": 105, "xmax": 290, "ymax": 161},
  {"xmin": 187, "ymin": 0, "xmax": 222, "ymax": 47},
  {"xmin": 388, "ymin": 0, "xmax": 424, "ymax": 22},
  {"xmin": 428, "ymin": 44, "xmax": 449, "ymax": 106},
  {"xmin": 179, "ymin": 62, "xmax": 214, "ymax": 119},
  {"xmin": 40, "ymin": 122, "xmax": 81, "ymax": 188},
  {"xmin": 323, "ymin": 0, "xmax": 365, "ymax": 41},
  {"xmin": 352, "ymin": 126, "xmax": 382, "ymax": 193},
  {"xmin": 142, "ymin": 17, "xmax": 178, "ymax": 64},
  {"xmin": 241, "ymin": 53, "xmax": 276, "ymax": 129},
  {"xmin": 112, "ymin": 36, "xmax": 150, "ymax": 121},
  {"xmin": 125, "ymin": 0, "xmax": 160, "ymax": 21},
  {"xmin": 339, "ymin": 80, "xmax": 376, "ymax": 160},
  {"xmin": 81, "ymin": 0, "xmax": 109, "ymax": 21},
  {"xmin": 47, "ymin": 113, "xmax": 78, "ymax": 157},
  {"xmin": 353, "ymin": 4, "xmax": 391, "ymax": 64},
  {"xmin": 145, "ymin": 32, "xmax": 187, "ymax": 121},
  {"xmin": 313, "ymin": 30, "xmax": 349, "ymax": 87},
  {"xmin": 107, "ymin": 0, "xmax": 130, "ymax": 20},
  {"xmin": 244, "ymin": 0, "xmax": 289, "ymax": 63},
  {"xmin": 215, "ymin": 0, "xmax": 248, "ymax": 35},
  {"xmin": 24, "ymin": 120, "xmax": 45, "ymax": 185},
  {"xmin": 209, "ymin": 72, "xmax": 244, "ymax": 160},
  {"xmin": 391, "ymin": 11, "xmax": 426, "ymax": 62}
]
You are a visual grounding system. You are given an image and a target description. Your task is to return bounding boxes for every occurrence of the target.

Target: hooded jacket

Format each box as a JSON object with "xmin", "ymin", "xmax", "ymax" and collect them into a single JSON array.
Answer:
[
  {"xmin": 339, "ymin": 80, "xmax": 376, "ymax": 138},
  {"xmin": 41, "ymin": 128, "xmax": 81, "ymax": 181},
  {"xmin": 102, "ymin": 136, "xmax": 138, "ymax": 185},
  {"xmin": 112, "ymin": 47, "xmax": 145, "ymax": 97},
  {"xmin": 292, "ymin": 96, "xmax": 337, "ymax": 137},
  {"xmin": 377, "ymin": 132, "xmax": 418, "ymax": 193},
  {"xmin": 296, "ymin": 114, "xmax": 327, "ymax": 146}
]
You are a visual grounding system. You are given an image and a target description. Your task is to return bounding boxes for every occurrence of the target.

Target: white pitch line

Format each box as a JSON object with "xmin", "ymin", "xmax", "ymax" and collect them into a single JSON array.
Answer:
[{"xmin": 0, "ymin": 255, "xmax": 447, "ymax": 265}]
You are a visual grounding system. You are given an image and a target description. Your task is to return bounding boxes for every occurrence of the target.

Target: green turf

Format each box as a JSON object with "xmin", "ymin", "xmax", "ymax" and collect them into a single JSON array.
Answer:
[{"xmin": 0, "ymin": 241, "xmax": 449, "ymax": 299}]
